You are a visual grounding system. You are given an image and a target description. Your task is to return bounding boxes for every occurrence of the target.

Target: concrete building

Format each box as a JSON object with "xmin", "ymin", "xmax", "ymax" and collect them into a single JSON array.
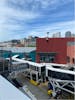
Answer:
[
  {"xmin": 0, "ymin": 42, "xmax": 12, "ymax": 47},
  {"xmin": 0, "ymin": 40, "xmax": 21, "ymax": 47},
  {"xmin": 71, "ymin": 33, "xmax": 75, "ymax": 37},
  {"xmin": 20, "ymin": 36, "xmax": 36, "ymax": 47},
  {"xmin": 67, "ymin": 42, "xmax": 75, "ymax": 64},
  {"xmin": 36, "ymin": 37, "xmax": 75, "ymax": 64},
  {"xmin": 52, "ymin": 32, "xmax": 61, "ymax": 38},
  {"xmin": 65, "ymin": 31, "xmax": 72, "ymax": 37}
]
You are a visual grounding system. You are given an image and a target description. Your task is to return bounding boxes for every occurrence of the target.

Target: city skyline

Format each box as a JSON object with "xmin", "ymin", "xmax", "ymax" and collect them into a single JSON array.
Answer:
[{"xmin": 0, "ymin": 0, "xmax": 74, "ymax": 42}]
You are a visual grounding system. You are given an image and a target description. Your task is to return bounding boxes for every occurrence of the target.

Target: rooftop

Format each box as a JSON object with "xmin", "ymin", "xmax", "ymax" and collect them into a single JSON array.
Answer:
[
  {"xmin": 0, "ymin": 75, "xmax": 31, "ymax": 100},
  {"xmin": 0, "ymin": 47, "xmax": 36, "ymax": 53}
]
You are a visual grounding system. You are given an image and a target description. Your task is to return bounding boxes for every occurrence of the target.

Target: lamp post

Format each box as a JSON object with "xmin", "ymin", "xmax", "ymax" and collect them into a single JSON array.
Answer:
[{"xmin": 46, "ymin": 32, "xmax": 49, "ymax": 41}]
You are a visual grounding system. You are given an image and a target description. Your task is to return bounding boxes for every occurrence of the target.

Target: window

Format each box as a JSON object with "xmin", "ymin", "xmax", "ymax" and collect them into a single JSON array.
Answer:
[
  {"xmin": 41, "ymin": 66, "xmax": 45, "ymax": 73},
  {"xmin": 48, "ymin": 70, "xmax": 74, "ymax": 80},
  {"xmin": 49, "ymin": 56, "xmax": 55, "ymax": 63},
  {"xmin": 40, "ymin": 55, "xmax": 55, "ymax": 63},
  {"xmin": 52, "ymin": 65, "xmax": 61, "ymax": 68},
  {"xmin": 72, "ymin": 58, "xmax": 75, "ymax": 64},
  {"xmin": 32, "ymin": 74, "xmax": 36, "ymax": 81},
  {"xmin": 45, "ymin": 56, "xmax": 49, "ymax": 62},
  {"xmin": 40, "ymin": 56, "xmax": 45, "ymax": 62}
]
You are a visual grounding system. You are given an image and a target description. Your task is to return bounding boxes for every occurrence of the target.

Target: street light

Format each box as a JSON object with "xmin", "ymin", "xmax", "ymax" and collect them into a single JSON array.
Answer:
[{"xmin": 46, "ymin": 32, "xmax": 49, "ymax": 41}]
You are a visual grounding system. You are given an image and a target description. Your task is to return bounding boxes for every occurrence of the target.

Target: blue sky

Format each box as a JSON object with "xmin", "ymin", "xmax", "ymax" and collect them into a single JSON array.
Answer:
[{"xmin": 0, "ymin": 0, "xmax": 74, "ymax": 42}]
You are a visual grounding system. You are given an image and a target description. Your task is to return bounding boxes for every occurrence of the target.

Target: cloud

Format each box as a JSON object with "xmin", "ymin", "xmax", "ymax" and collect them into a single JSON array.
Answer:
[
  {"xmin": 0, "ymin": 0, "xmax": 39, "ymax": 41},
  {"xmin": 7, "ymin": 0, "xmax": 73, "ymax": 12},
  {"xmin": 0, "ymin": 1, "xmax": 39, "ymax": 20},
  {"xmin": 0, "ymin": 0, "xmax": 74, "ymax": 42},
  {"xmin": 28, "ymin": 20, "xmax": 75, "ymax": 37}
]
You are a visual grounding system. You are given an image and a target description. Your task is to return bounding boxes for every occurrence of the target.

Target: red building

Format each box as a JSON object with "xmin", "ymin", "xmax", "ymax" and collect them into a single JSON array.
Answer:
[{"xmin": 36, "ymin": 37, "xmax": 75, "ymax": 64}]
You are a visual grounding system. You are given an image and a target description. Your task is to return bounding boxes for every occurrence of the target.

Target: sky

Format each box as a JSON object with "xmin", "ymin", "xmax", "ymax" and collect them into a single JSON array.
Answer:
[{"xmin": 0, "ymin": 0, "xmax": 74, "ymax": 42}]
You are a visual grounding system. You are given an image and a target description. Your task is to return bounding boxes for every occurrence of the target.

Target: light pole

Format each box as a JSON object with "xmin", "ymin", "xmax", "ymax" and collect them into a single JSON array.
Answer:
[{"xmin": 46, "ymin": 32, "xmax": 49, "ymax": 41}]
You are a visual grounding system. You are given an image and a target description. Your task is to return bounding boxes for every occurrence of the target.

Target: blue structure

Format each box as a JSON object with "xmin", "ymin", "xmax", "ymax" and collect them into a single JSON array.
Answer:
[
  {"xmin": 0, "ymin": 47, "xmax": 36, "ymax": 62},
  {"xmin": 29, "ymin": 50, "xmax": 36, "ymax": 62}
]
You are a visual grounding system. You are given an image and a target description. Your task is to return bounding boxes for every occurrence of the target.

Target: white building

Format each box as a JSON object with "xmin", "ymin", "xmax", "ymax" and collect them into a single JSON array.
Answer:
[{"xmin": 52, "ymin": 32, "xmax": 61, "ymax": 38}]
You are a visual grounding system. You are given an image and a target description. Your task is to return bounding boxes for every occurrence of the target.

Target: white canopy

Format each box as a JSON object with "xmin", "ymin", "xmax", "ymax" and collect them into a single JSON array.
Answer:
[
  {"xmin": 12, "ymin": 56, "xmax": 44, "ymax": 67},
  {"xmin": 0, "ymin": 75, "xmax": 31, "ymax": 100}
]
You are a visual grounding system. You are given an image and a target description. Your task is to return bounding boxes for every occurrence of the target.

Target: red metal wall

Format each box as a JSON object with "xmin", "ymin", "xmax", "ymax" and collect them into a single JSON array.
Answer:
[{"xmin": 36, "ymin": 38, "xmax": 75, "ymax": 64}]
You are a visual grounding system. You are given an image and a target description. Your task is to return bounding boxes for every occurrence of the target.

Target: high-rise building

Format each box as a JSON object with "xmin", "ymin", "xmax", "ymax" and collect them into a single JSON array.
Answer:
[
  {"xmin": 65, "ymin": 31, "xmax": 72, "ymax": 37},
  {"xmin": 71, "ymin": 33, "xmax": 75, "ymax": 37},
  {"xmin": 52, "ymin": 32, "xmax": 61, "ymax": 38}
]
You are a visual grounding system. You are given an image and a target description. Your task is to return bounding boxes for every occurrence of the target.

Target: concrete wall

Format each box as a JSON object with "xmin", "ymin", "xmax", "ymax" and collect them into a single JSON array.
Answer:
[{"xmin": 67, "ymin": 45, "xmax": 75, "ymax": 64}]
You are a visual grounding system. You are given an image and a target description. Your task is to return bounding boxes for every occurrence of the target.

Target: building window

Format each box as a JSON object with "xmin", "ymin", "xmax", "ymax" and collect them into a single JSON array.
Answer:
[
  {"xmin": 40, "ymin": 55, "xmax": 55, "ymax": 63},
  {"xmin": 72, "ymin": 58, "xmax": 75, "ymax": 64},
  {"xmin": 67, "ymin": 56, "xmax": 70, "ymax": 63},
  {"xmin": 40, "ymin": 56, "xmax": 45, "ymax": 62},
  {"xmin": 49, "ymin": 56, "xmax": 55, "ymax": 63}
]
